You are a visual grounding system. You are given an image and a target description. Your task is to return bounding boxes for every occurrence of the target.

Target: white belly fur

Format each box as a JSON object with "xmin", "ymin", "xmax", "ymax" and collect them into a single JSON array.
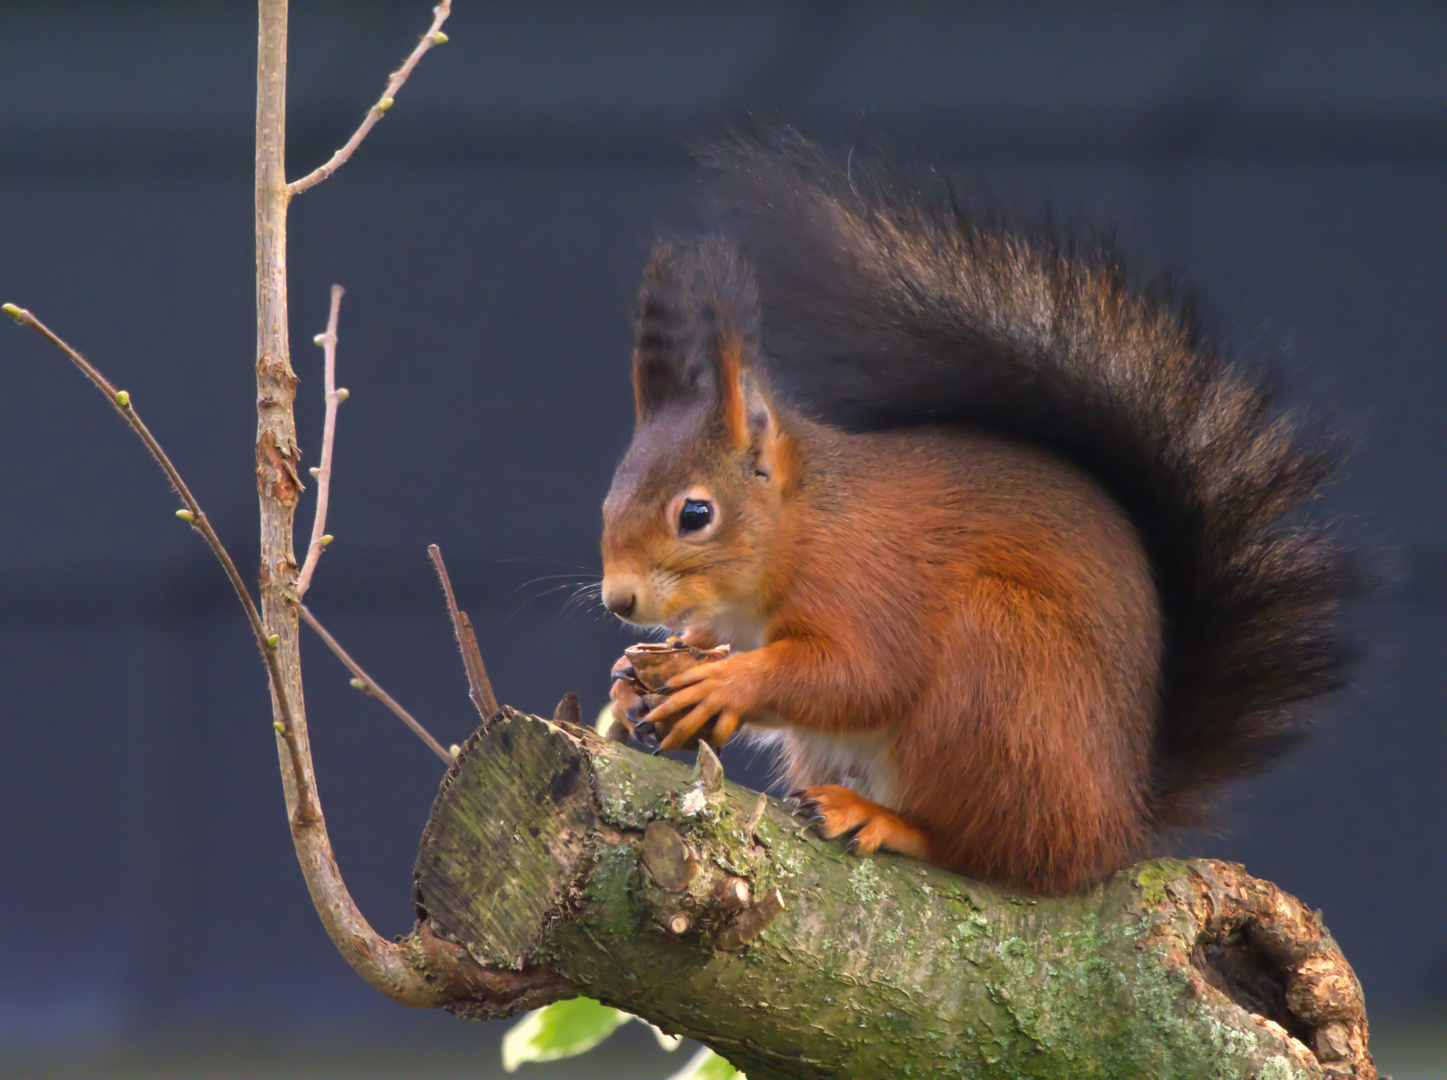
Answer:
[{"xmin": 742, "ymin": 726, "xmax": 898, "ymax": 810}]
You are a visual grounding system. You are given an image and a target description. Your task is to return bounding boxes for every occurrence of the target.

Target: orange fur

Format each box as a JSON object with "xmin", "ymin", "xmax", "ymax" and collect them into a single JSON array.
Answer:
[{"xmin": 607, "ymin": 402, "xmax": 1160, "ymax": 895}]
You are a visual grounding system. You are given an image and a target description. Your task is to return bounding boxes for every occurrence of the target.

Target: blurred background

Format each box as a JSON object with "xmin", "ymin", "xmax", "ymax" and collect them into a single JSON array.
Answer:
[{"xmin": 0, "ymin": 2, "xmax": 1441, "ymax": 1077}]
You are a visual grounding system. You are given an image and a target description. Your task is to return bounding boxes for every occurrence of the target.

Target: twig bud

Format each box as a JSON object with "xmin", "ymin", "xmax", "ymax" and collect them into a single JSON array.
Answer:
[
  {"xmin": 313, "ymin": 332, "xmax": 326, "ymax": 345},
  {"xmin": 349, "ymin": 677, "xmax": 367, "ymax": 691},
  {"xmin": 377, "ymin": 96, "xmax": 394, "ymax": 112},
  {"xmin": 114, "ymin": 390, "xmax": 131, "ymax": 407},
  {"xmin": 432, "ymin": 31, "xmax": 449, "ymax": 44},
  {"xmin": 309, "ymin": 466, "xmax": 321, "ymax": 477},
  {"xmin": 319, "ymin": 534, "xmax": 334, "ymax": 546},
  {"xmin": 175, "ymin": 509, "xmax": 196, "ymax": 523},
  {"xmin": 273, "ymin": 721, "xmax": 286, "ymax": 734},
  {"xmin": 336, "ymin": 387, "xmax": 350, "ymax": 401},
  {"xmin": 265, "ymin": 634, "xmax": 281, "ymax": 648},
  {"xmin": 449, "ymin": 744, "xmax": 462, "ymax": 759},
  {"xmin": 1, "ymin": 303, "xmax": 24, "ymax": 323}
]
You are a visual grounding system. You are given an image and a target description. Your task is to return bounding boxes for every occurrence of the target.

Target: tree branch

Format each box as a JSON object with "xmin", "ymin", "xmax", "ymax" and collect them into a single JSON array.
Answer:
[
  {"xmin": 299, "ymin": 603, "xmax": 452, "ymax": 763},
  {"xmin": 296, "ymin": 284, "xmax": 346, "ymax": 598},
  {"xmin": 286, "ymin": 0, "xmax": 452, "ymax": 196},
  {"xmin": 413, "ymin": 710, "xmax": 1377, "ymax": 1080}
]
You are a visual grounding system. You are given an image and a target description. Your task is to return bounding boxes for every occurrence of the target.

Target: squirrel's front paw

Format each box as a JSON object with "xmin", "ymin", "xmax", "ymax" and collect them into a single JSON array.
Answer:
[
  {"xmin": 639, "ymin": 659, "xmax": 754, "ymax": 754},
  {"xmin": 607, "ymin": 654, "xmax": 645, "ymax": 738}
]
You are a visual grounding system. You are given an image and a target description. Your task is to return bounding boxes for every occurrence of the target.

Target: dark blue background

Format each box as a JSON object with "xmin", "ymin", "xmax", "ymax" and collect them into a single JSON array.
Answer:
[{"xmin": 0, "ymin": 3, "xmax": 1441, "ymax": 1076}]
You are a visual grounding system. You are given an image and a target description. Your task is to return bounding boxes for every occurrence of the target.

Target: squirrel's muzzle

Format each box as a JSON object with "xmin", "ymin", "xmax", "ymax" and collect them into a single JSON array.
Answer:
[{"xmin": 602, "ymin": 583, "xmax": 637, "ymax": 620}]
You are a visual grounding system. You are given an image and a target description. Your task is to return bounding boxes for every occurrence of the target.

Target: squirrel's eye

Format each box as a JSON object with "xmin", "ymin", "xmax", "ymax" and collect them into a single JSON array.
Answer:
[{"xmin": 678, "ymin": 498, "xmax": 714, "ymax": 535}]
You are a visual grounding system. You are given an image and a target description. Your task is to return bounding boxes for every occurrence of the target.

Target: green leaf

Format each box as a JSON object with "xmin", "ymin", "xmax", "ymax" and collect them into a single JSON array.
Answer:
[
  {"xmin": 501, "ymin": 997, "xmax": 630, "ymax": 1071},
  {"xmin": 662, "ymin": 1046, "xmax": 747, "ymax": 1080}
]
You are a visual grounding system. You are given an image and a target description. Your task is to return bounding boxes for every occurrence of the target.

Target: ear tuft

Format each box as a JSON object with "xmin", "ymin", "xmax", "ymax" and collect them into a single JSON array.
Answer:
[
  {"xmin": 630, "ymin": 237, "xmax": 766, "ymax": 429},
  {"xmin": 632, "ymin": 242, "xmax": 697, "ymax": 418}
]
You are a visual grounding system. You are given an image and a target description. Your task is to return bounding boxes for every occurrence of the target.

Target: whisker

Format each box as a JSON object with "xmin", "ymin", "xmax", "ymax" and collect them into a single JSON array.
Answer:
[
  {"xmin": 493, "ymin": 555, "xmax": 599, "ymax": 572},
  {"xmin": 503, "ymin": 579, "xmax": 596, "ymax": 623}
]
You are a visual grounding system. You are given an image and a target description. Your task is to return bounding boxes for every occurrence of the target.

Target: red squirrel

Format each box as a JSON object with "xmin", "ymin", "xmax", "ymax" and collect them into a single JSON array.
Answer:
[{"xmin": 600, "ymin": 133, "xmax": 1356, "ymax": 896}]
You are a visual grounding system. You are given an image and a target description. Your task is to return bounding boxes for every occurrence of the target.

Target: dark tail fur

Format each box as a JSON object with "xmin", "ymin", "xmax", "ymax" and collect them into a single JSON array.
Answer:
[{"xmin": 695, "ymin": 130, "xmax": 1359, "ymax": 825}]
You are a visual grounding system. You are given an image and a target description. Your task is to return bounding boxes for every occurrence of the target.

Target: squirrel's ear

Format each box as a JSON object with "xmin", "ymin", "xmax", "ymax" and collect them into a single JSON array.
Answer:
[
  {"xmin": 714, "ymin": 331, "xmax": 773, "ymax": 450},
  {"xmin": 632, "ymin": 243, "xmax": 705, "ymax": 420},
  {"xmin": 713, "ymin": 331, "xmax": 792, "ymax": 483}
]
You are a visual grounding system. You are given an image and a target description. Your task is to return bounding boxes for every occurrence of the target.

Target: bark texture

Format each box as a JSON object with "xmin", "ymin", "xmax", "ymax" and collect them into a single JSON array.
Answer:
[{"xmin": 409, "ymin": 709, "xmax": 1374, "ymax": 1080}]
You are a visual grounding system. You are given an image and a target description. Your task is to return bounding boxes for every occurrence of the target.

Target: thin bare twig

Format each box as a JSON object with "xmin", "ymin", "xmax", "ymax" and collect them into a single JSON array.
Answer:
[
  {"xmin": 286, "ymin": 0, "xmax": 453, "ymax": 196},
  {"xmin": 296, "ymin": 284, "xmax": 346, "ymax": 598},
  {"xmin": 291, "ymin": 289, "xmax": 444, "ymax": 760},
  {"xmin": 428, "ymin": 543, "xmax": 499, "ymax": 719},
  {"xmin": 0, "ymin": 302, "xmax": 315, "ymax": 819},
  {"xmin": 299, "ymin": 604, "xmax": 452, "ymax": 763}
]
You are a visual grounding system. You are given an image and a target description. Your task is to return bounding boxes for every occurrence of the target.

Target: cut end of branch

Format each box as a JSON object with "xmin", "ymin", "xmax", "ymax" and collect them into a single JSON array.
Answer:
[
  {"xmin": 641, "ymin": 821, "xmax": 698, "ymax": 891},
  {"xmin": 716, "ymin": 887, "xmax": 786, "ymax": 952},
  {"xmin": 712, "ymin": 876, "xmax": 751, "ymax": 911}
]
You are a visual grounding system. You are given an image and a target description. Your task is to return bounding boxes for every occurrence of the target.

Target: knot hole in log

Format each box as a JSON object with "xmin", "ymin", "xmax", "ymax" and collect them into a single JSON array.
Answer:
[{"xmin": 1184, "ymin": 861, "xmax": 1372, "ymax": 1078}]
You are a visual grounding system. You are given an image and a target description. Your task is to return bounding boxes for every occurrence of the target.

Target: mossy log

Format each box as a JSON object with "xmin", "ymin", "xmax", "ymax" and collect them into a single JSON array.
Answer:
[{"xmin": 407, "ymin": 709, "xmax": 1374, "ymax": 1080}]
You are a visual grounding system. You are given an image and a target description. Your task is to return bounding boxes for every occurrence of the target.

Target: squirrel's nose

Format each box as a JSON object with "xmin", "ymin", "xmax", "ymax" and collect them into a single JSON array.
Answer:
[{"xmin": 603, "ymin": 585, "xmax": 636, "ymax": 619}]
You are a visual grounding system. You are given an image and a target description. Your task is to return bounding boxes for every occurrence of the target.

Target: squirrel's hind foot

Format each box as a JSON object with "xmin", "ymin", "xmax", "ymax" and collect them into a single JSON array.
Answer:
[{"xmin": 787, "ymin": 784, "xmax": 931, "ymax": 861}]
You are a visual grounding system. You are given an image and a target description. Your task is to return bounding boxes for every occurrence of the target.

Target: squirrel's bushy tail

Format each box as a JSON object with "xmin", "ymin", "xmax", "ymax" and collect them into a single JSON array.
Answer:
[{"xmin": 698, "ymin": 131, "xmax": 1359, "ymax": 824}]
